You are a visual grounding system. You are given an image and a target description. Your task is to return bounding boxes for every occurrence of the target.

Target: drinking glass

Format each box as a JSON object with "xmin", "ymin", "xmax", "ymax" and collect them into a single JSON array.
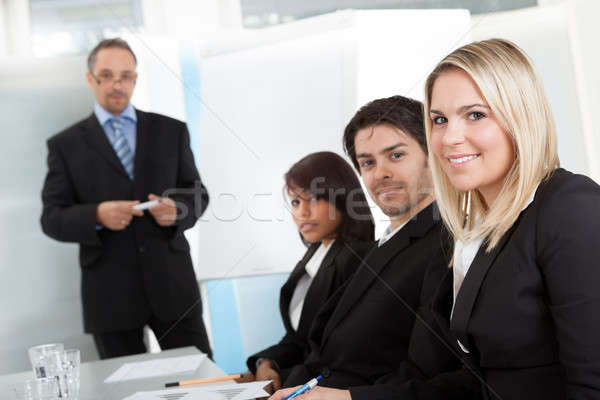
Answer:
[
  {"xmin": 61, "ymin": 349, "xmax": 80, "ymax": 400},
  {"xmin": 13, "ymin": 377, "xmax": 59, "ymax": 400},
  {"xmin": 28, "ymin": 344, "xmax": 64, "ymax": 379}
]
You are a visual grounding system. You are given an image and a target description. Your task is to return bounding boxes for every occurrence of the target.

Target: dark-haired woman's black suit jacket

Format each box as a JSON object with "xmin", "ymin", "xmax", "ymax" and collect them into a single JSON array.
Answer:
[
  {"xmin": 448, "ymin": 168, "xmax": 600, "ymax": 399},
  {"xmin": 247, "ymin": 238, "xmax": 373, "ymax": 379}
]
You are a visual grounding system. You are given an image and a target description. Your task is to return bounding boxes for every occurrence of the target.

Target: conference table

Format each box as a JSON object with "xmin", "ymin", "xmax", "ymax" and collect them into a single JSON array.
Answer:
[{"xmin": 0, "ymin": 347, "xmax": 227, "ymax": 399}]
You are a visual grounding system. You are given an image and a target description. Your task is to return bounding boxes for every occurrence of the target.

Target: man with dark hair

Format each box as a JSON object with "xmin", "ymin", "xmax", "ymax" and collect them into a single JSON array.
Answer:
[
  {"xmin": 41, "ymin": 38, "xmax": 212, "ymax": 359},
  {"xmin": 269, "ymin": 96, "xmax": 481, "ymax": 400},
  {"xmin": 343, "ymin": 95, "xmax": 428, "ymax": 169}
]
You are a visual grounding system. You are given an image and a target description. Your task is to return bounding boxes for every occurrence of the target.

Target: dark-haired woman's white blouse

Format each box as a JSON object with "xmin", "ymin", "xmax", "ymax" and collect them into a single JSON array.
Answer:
[{"xmin": 288, "ymin": 240, "xmax": 335, "ymax": 330}]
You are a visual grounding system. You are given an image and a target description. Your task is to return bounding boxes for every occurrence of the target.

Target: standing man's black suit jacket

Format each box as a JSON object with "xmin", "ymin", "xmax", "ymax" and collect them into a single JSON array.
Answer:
[
  {"xmin": 247, "ymin": 238, "xmax": 373, "ymax": 379},
  {"xmin": 41, "ymin": 110, "xmax": 208, "ymax": 334},
  {"xmin": 283, "ymin": 204, "xmax": 445, "ymax": 389}
]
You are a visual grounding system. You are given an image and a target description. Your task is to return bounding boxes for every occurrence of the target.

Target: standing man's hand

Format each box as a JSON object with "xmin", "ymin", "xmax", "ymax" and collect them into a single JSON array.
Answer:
[
  {"xmin": 256, "ymin": 359, "xmax": 282, "ymax": 395},
  {"xmin": 147, "ymin": 193, "xmax": 177, "ymax": 227},
  {"xmin": 96, "ymin": 200, "xmax": 143, "ymax": 230}
]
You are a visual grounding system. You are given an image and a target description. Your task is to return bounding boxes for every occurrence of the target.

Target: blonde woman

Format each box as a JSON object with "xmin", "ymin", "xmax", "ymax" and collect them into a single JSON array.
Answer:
[{"xmin": 425, "ymin": 38, "xmax": 600, "ymax": 399}]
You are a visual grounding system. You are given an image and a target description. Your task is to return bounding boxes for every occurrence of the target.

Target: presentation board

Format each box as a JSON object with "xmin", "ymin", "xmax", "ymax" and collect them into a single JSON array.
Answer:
[{"xmin": 193, "ymin": 10, "xmax": 471, "ymax": 279}]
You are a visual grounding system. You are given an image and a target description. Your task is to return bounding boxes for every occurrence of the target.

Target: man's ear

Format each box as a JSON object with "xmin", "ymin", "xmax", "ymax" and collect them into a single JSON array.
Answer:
[{"xmin": 86, "ymin": 71, "xmax": 95, "ymax": 88}]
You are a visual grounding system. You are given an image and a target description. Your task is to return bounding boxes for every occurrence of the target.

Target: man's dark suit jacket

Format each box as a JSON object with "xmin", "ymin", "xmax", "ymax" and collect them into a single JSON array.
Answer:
[
  {"xmin": 447, "ymin": 168, "xmax": 600, "ymax": 399},
  {"xmin": 247, "ymin": 238, "xmax": 373, "ymax": 380},
  {"xmin": 349, "ymin": 233, "xmax": 482, "ymax": 400},
  {"xmin": 40, "ymin": 110, "xmax": 208, "ymax": 334},
  {"xmin": 283, "ymin": 204, "xmax": 445, "ymax": 389}
]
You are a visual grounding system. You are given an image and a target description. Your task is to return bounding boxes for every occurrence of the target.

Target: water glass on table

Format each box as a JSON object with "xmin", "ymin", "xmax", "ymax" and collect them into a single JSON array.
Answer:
[
  {"xmin": 61, "ymin": 349, "xmax": 80, "ymax": 399},
  {"xmin": 27, "ymin": 344, "xmax": 80, "ymax": 399},
  {"xmin": 28, "ymin": 344, "xmax": 64, "ymax": 379},
  {"xmin": 13, "ymin": 377, "xmax": 60, "ymax": 400}
]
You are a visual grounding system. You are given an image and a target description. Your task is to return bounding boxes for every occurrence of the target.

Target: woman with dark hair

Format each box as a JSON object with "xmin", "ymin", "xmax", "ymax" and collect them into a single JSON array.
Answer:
[{"xmin": 245, "ymin": 151, "xmax": 375, "ymax": 394}]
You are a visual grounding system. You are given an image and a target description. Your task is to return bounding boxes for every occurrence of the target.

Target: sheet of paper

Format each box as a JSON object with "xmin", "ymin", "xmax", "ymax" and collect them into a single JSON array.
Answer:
[
  {"xmin": 105, "ymin": 354, "xmax": 207, "ymax": 383},
  {"xmin": 121, "ymin": 381, "xmax": 271, "ymax": 400}
]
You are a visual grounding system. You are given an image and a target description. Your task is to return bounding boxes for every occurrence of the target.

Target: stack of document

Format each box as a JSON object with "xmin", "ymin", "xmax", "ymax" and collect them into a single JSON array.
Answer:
[
  {"xmin": 105, "ymin": 354, "xmax": 207, "ymax": 383},
  {"xmin": 121, "ymin": 381, "xmax": 272, "ymax": 400}
]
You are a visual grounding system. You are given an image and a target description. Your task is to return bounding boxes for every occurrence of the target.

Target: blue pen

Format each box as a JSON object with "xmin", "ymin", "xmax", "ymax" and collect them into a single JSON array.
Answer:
[{"xmin": 283, "ymin": 375, "xmax": 323, "ymax": 400}]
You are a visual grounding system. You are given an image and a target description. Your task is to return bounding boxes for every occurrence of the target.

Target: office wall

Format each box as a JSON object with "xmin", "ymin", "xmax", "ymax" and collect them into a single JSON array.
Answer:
[
  {"xmin": 567, "ymin": 0, "xmax": 600, "ymax": 181},
  {"xmin": 471, "ymin": 4, "xmax": 590, "ymax": 177},
  {"xmin": 194, "ymin": 9, "xmax": 471, "ymax": 280},
  {"xmin": 0, "ymin": 56, "xmax": 97, "ymax": 374}
]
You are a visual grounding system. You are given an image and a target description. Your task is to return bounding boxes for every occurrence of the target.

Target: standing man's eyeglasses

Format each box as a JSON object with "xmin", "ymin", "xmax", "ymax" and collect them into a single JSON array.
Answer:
[{"xmin": 90, "ymin": 71, "xmax": 137, "ymax": 86}]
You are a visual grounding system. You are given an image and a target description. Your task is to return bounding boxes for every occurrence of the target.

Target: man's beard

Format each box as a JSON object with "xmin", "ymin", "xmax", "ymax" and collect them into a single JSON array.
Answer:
[
  {"xmin": 374, "ymin": 180, "xmax": 428, "ymax": 218},
  {"xmin": 381, "ymin": 202, "xmax": 411, "ymax": 218}
]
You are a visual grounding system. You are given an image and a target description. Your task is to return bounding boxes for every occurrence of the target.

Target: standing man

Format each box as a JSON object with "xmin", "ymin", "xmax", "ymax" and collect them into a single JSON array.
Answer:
[{"xmin": 41, "ymin": 38, "xmax": 212, "ymax": 360}]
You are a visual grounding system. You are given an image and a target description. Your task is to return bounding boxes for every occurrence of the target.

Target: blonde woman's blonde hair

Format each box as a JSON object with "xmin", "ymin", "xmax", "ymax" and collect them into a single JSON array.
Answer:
[{"xmin": 424, "ymin": 38, "xmax": 560, "ymax": 253}]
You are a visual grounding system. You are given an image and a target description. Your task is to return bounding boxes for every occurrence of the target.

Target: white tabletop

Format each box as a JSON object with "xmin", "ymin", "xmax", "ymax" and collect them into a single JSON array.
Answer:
[{"xmin": 0, "ymin": 347, "xmax": 226, "ymax": 400}]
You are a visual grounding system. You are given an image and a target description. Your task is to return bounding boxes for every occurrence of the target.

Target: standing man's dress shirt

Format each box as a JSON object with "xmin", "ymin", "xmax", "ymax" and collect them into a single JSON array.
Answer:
[
  {"xmin": 94, "ymin": 102, "xmax": 137, "ymax": 156},
  {"xmin": 93, "ymin": 102, "xmax": 138, "ymax": 230}
]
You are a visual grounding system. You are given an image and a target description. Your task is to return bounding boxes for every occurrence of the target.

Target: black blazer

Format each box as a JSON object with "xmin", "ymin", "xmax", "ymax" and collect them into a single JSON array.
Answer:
[
  {"xmin": 247, "ymin": 238, "xmax": 373, "ymax": 377},
  {"xmin": 349, "ymin": 235, "xmax": 482, "ymax": 400},
  {"xmin": 348, "ymin": 169, "xmax": 600, "ymax": 400},
  {"xmin": 448, "ymin": 168, "xmax": 600, "ymax": 399},
  {"xmin": 40, "ymin": 110, "xmax": 208, "ymax": 333},
  {"xmin": 284, "ymin": 204, "xmax": 445, "ymax": 389}
]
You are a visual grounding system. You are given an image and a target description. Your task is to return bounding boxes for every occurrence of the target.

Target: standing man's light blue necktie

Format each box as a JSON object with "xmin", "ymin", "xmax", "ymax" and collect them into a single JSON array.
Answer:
[{"xmin": 110, "ymin": 118, "xmax": 134, "ymax": 179}]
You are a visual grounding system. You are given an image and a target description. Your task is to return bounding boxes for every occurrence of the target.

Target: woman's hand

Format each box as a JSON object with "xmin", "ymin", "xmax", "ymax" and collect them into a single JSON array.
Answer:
[
  {"xmin": 234, "ymin": 371, "xmax": 256, "ymax": 383},
  {"xmin": 256, "ymin": 359, "xmax": 282, "ymax": 394}
]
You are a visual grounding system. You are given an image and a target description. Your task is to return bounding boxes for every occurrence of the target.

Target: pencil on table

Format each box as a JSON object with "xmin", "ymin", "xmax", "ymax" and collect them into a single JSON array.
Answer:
[{"xmin": 165, "ymin": 373, "xmax": 242, "ymax": 387}]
